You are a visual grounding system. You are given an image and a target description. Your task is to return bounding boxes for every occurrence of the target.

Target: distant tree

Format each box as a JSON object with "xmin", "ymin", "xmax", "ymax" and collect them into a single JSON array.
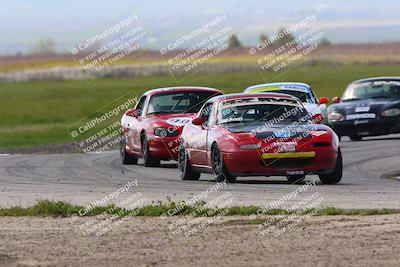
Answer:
[
  {"xmin": 273, "ymin": 28, "xmax": 297, "ymax": 47},
  {"xmin": 228, "ymin": 34, "xmax": 242, "ymax": 49},
  {"xmin": 30, "ymin": 38, "xmax": 56, "ymax": 55},
  {"xmin": 87, "ymin": 40, "xmax": 103, "ymax": 53},
  {"xmin": 260, "ymin": 33, "xmax": 270, "ymax": 43},
  {"xmin": 319, "ymin": 38, "xmax": 332, "ymax": 48}
]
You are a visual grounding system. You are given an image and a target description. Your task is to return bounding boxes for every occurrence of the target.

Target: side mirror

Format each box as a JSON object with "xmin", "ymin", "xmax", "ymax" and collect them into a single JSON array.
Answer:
[
  {"xmin": 319, "ymin": 96, "xmax": 329, "ymax": 105},
  {"xmin": 312, "ymin": 113, "xmax": 324, "ymax": 124},
  {"xmin": 192, "ymin": 116, "xmax": 205, "ymax": 126},
  {"xmin": 332, "ymin": 96, "xmax": 340, "ymax": 104},
  {"xmin": 125, "ymin": 108, "xmax": 138, "ymax": 117}
]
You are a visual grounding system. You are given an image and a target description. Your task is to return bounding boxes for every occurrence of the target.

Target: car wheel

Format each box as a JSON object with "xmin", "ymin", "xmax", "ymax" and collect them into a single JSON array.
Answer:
[
  {"xmin": 349, "ymin": 135, "xmax": 362, "ymax": 141},
  {"xmin": 212, "ymin": 145, "xmax": 236, "ymax": 183},
  {"xmin": 319, "ymin": 148, "xmax": 343, "ymax": 184},
  {"xmin": 286, "ymin": 175, "xmax": 305, "ymax": 183},
  {"xmin": 120, "ymin": 134, "xmax": 138, "ymax": 165},
  {"xmin": 141, "ymin": 134, "xmax": 160, "ymax": 167},
  {"xmin": 178, "ymin": 143, "xmax": 200, "ymax": 180}
]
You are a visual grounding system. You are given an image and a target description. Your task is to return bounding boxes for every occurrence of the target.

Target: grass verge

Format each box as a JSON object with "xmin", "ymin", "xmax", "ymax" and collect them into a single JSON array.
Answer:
[{"xmin": 0, "ymin": 200, "xmax": 398, "ymax": 217}]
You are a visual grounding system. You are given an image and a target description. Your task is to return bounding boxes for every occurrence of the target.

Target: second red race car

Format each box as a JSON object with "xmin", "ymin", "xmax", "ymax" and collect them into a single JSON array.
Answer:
[
  {"xmin": 120, "ymin": 87, "xmax": 223, "ymax": 167},
  {"xmin": 178, "ymin": 93, "xmax": 342, "ymax": 184}
]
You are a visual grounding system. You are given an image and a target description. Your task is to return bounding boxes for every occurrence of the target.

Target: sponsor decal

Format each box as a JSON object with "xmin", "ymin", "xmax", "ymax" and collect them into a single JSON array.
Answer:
[
  {"xmin": 286, "ymin": 170, "xmax": 304, "ymax": 175},
  {"xmin": 279, "ymin": 85, "xmax": 308, "ymax": 92},
  {"xmin": 346, "ymin": 113, "xmax": 376, "ymax": 120},
  {"xmin": 251, "ymin": 85, "xmax": 308, "ymax": 93},
  {"xmin": 274, "ymin": 142, "xmax": 297, "ymax": 152}
]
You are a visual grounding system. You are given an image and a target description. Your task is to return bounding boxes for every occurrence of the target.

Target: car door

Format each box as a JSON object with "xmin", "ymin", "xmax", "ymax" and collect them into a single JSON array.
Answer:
[
  {"xmin": 189, "ymin": 102, "xmax": 214, "ymax": 167},
  {"xmin": 205, "ymin": 102, "xmax": 219, "ymax": 168},
  {"xmin": 128, "ymin": 95, "xmax": 147, "ymax": 152}
]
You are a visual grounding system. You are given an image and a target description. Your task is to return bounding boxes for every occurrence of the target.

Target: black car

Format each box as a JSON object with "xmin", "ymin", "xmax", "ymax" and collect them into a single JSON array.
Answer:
[{"xmin": 327, "ymin": 77, "xmax": 400, "ymax": 141}]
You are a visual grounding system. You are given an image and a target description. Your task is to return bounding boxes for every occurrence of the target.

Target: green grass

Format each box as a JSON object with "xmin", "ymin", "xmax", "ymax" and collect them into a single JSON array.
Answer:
[
  {"xmin": 1, "ymin": 54, "xmax": 399, "ymax": 73},
  {"xmin": 0, "ymin": 200, "xmax": 398, "ymax": 217},
  {"xmin": 1, "ymin": 63, "xmax": 400, "ymax": 148}
]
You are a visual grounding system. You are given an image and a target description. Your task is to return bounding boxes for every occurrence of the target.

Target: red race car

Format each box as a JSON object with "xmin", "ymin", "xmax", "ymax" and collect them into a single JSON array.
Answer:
[
  {"xmin": 120, "ymin": 87, "xmax": 223, "ymax": 166},
  {"xmin": 178, "ymin": 93, "xmax": 342, "ymax": 184}
]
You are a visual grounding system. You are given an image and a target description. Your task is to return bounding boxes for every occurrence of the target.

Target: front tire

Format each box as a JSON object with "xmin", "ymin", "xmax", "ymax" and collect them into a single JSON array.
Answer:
[
  {"xmin": 178, "ymin": 144, "xmax": 200, "ymax": 180},
  {"xmin": 212, "ymin": 145, "xmax": 236, "ymax": 183},
  {"xmin": 319, "ymin": 148, "xmax": 343, "ymax": 184},
  {"xmin": 141, "ymin": 134, "xmax": 160, "ymax": 167},
  {"xmin": 120, "ymin": 134, "xmax": 138, "ymax": 165}
]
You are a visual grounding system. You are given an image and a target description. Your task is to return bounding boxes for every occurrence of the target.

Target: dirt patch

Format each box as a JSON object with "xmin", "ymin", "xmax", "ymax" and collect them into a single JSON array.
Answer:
[{"xmin": 0, "ymin": 215, "xmax": 399, "ymax": 266}]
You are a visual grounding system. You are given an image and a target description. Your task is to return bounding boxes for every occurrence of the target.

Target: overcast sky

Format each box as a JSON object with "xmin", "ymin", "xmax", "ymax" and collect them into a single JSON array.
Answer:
[{"xmin": 1, "ymin": 0, "xmax": 399, "ymax": 54}]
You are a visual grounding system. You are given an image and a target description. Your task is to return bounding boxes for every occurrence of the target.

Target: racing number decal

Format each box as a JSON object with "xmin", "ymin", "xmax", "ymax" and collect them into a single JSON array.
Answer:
[
  {"xmin": 355, "ymin": 103, "xmax": 371, "ymax": 112},
  {"xmin": 166, "ymin": 118, "xmax": 192, "ymax": 126}
]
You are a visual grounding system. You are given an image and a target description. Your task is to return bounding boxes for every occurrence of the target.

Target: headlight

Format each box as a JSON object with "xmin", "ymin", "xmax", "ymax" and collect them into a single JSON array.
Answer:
[
  {"xmin": 309, "ymin": 130, "xmax": 327, "ymax": 137},
  {"xmin": 240, "ymin": 144, "xmax": 261, "ymax": 150},
  {"xmin": 328, "ymin": 112, "xmax": 344, "ymax": 122},
  {"xmin": 381, "ymin": 108, "xmax": 400, "ymax": 117},
  {"xmin": 154, "ymin": 127, "xmax": 179, "ymax": 137}
]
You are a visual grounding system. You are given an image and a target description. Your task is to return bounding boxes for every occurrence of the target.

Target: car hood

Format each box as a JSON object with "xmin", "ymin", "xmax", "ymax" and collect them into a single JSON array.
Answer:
[
  {"xmin": 223, "ymin": 123, "xmax": 330, "ymax": 139},
  {"xmin": 328, "ymin": 99, "xmax": 400, "ymax": 116}
]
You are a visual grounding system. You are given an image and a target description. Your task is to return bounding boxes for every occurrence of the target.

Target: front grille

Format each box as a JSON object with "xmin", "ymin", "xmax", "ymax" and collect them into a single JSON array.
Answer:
[{"xmin": 313, "ymin": 142, "xmax": 330, "ymax": 147}]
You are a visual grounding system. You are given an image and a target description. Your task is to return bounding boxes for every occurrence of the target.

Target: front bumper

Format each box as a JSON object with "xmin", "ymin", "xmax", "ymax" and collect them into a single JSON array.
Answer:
[
  {"xmin": 223, "ymin": 148, "xmax": 338, "ymax": 177},
  {"xmin": 147, "ymin": 134, "xmax": 180, "ymax": 160},
  {"xmin": 329, "ymin": 117, "xmax": 400, "ymax": 137}
]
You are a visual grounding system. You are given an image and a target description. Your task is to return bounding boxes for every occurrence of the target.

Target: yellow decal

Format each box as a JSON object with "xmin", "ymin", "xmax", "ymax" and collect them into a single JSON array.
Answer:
[
  {"xmin": 251, "ymin": 86, "xmax": 280, "ymax": 92},
  {"xmin": 262, "ymin": 151, "xmax": 316, "ymax": 159}
]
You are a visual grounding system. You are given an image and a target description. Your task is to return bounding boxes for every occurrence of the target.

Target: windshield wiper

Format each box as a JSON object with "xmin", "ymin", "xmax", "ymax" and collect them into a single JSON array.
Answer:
[
  {"xmin": 147, "ymin": 111, "xmax": 173, "ymax": 115},
  {"xmin": 219, "ymin": 119, "xmax": 250, "ymax": 125},
  {"xmin": 371, "ymin": 95, "xmax": 389, "ymax": 99}
]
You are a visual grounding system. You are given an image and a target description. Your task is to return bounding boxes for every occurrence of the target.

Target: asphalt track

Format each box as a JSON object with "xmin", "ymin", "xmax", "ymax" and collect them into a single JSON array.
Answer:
[{"xmin": 0, "ymin": 135, "xmax": 399, "ymax": 209}]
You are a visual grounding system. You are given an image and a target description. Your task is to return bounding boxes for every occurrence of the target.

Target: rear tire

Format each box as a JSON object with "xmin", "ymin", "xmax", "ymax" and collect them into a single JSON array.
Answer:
[
  {"xmin": 120, "ymin": 134, "xmax": 138, "ymax": 165},
  {"xmin": 141, "ymin": 134, "xmax": 160, "ymax": 167},
  {"xmin": 319, "ymin": 148, "xmax": 343, "ymax": 184},
  {"xmin": 286, "ymin": 175, "xmax": 305, "ymax": 183},
  {"xmin": 178, "ymin": 143, "xmax": 200, "ymax": 180},
  {"xmin": 349, "ymin": 135, "xmax": 362, "ymax": 141},
  {"xmin": 212, "ymin": 145, "xmax": 236, "ymax": 183}
]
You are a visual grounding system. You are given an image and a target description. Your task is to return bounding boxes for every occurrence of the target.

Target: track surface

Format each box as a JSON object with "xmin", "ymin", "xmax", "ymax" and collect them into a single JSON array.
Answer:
[{"xmin": 1, "ymin": 135, "xmax": 399, "ymax": 209}]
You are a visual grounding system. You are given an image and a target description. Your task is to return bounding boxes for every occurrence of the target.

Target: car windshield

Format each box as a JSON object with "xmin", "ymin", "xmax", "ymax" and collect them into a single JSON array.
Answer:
[
  {"xmin": 278, "ymin": 90, "xmax": 314, "ymax": 103},
  {"xmin": 342, "ymin": 81, "xmax": 400, "ymax": 101},
  {"xmin": 217, "ymin": 101, "xmax": 311, "ymax": 125},
  {"xmin": 147, "ymin": 91, "xmax": 217, "ymax": 115}
]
